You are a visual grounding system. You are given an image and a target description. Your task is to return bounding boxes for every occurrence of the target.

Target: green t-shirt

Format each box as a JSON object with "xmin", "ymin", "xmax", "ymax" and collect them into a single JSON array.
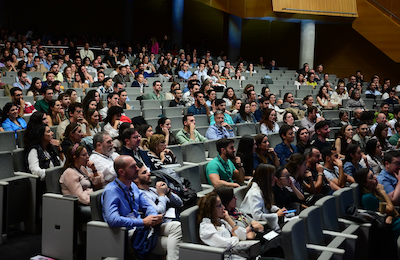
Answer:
[{"xmin": 206, "ymin": 155, "xmax": 236, "ymax": 185}]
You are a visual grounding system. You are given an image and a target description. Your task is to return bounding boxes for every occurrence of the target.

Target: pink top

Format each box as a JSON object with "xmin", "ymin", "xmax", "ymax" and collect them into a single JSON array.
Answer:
[
  {"xmin": 59, "ymin": 166, "xmax": 104, "ymax": 205},
  {"xmin": 151, "ymin": 42, "xmax": 159, "ymax": 54}
]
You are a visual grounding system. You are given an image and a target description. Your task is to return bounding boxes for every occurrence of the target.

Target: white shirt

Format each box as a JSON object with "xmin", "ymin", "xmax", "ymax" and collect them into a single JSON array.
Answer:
[
  {"xmin": 260, "ymin": 122, "xmax": 280, "ymax": 135},
  {"xmin": 88, "ymin": 151, "xmax": 119, "ymax": 184},
  {"xmin": 370, "ymin": 122, "xmax": 393, "ymax": 136},
  {"xmin": 240, "ymin": 182, "xmax": 280, "ymax": 230},
  {"xmin": 199, "ymin": 218, "xmax": 246, "ymax": 249},
  {"xmin": 27, "ymin": 148, "xmax": 64, "ymax": 180}
]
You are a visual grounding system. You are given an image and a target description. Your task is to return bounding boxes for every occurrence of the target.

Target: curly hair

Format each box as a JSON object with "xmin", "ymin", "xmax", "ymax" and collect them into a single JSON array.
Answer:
[{"xmin": 197, "ymin": 192, "xmax": 221, "ymax": 226}]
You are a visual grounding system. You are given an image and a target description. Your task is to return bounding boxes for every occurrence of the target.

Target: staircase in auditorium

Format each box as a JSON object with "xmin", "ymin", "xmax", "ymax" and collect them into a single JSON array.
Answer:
[{"xmin": 352, "ymin": 0, "xmax": 400, "ymax": 62}]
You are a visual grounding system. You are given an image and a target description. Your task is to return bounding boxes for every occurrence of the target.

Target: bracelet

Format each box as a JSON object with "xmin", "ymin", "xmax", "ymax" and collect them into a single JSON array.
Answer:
[
  {"xmin": 250, "ymin": 224, "xmax": 255, "ymax": 232},
  {"xmin": 232, "ymin": 224, "xmax": 238, "ymax": 229},
  {"xmin": 318, "ymin": 173, "xmax": 323, "ymax": 176}
]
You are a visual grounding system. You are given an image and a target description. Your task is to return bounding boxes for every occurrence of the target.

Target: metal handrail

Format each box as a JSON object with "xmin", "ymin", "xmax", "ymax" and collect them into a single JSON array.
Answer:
[
  {"xmin": 368, "ymin": 0, "xmax": 400, "ymax": 22},
  {"xmin": 282, "ymin": 8, "xmax": 357, "ymax": 15}
]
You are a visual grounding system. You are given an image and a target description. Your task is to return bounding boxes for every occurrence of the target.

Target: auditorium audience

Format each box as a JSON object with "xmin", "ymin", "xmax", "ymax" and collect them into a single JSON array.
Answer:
[
  {"xmin": 1, "ymin": 102, "xmax": 27, "ymax": 138},
  {"xmin": 253, "ymin": 133, "xmax": 280, "ymax": 169},
  {"xmin": 155, "ymin": 117, "xmax": 177, "ymax": 145}
]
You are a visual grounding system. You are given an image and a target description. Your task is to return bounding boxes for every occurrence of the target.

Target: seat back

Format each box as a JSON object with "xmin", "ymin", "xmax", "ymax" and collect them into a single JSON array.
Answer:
[
  {"xmin": 350, "ymin": 183, "xmax": 361, "ymax": 207},
  {"xmin": 235, "ymin": 123, "xmax": 256, "ymax": 136},
  {"xmin": 168, "ymin": 145, "xmax": 183, "ymax": 165},
  {"xmin": 194, "ymin": 115, "xmax": 209, "ymax": 127},
  {"xmin": 181, "ymin": 142, "xmax": 206, "ymax": 163},
  {"xmin": 233, "ymin": 185, "xmax": 248, "ymax": 208},
  {"xmin": 0, "ymin": 151, "xmax": 15, "ymax": 179},
  {"xmin": 282, "ymin": 218, "xmax": 308, "ymax": 260},
  {"xmin": 16, "ymin": 129, "xmax": 25, "ymax": 148},
  {"xmin": 44, "ymin": 166, "xmax": 64, "ymax": 194},
  {"xmin": 333, "ymin": 187, "xmax": 354, "ymax": 217},
  {"xmin": 90, "ymin": 189, "xmax": 104, "ymax": 221},
  {"xmin": 0, "ymin": 132, "xmax": 17, "ymax": 152},
  {"xmin": 267, "ymin": 132, "xmax": 281, "ymax": 148},
  {"xmin": 176, "ymin": 165, "xmax": 202, "ymax": 192},
  {"xmin": 180, "ymin": 205, "xmax": 200, "ymax": 243},
  {"xmin": 298, "ymin": 206, "xmax": 324, "ymax": 244},
  {"xmin": 315, "ymin": 195, "xmax": 339, "ymax": 231},
  {"xmin": 12, "ymin": 148, "xmax": 28, "ymax": 172},
  {"xmin": 205, "ymin": 139, "xmax": 218, "ymax": 158}
]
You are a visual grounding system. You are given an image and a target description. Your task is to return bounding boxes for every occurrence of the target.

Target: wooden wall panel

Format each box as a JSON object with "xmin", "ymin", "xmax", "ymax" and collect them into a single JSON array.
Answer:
[{"xmin": 272, "ymin": 0, "xmax": 358, "ymax": 17}]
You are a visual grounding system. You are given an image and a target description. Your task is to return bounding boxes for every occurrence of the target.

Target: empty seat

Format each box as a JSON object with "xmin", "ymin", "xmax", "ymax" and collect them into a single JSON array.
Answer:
[
  {"xmin": 194, "ymin": 114, "xmax": 209, "ymax": 127},
  {"xmin": 267, "ymin": 132, "xmax": 282, "ymax": 148},
  {"xmin": 124, "ymin": 109, "xmax": 141, "ymax": 119},
  {"xmin": 0, "ymin": 131, "xmax": 17, "ymax": 152},
  {"xmin": 163, "ymin": 107, "xmax": 184, "ymax": 117},
  {"xmin": 141, "ymin": 100, "xmax": 162, "ymax": 109},
  {"xmin": 235, "ymin": 123, "xmax": 257, "ymax": 136},
  {"xmin": 142, "ymin": 109, "xmax": 162, "ymax": 119}
]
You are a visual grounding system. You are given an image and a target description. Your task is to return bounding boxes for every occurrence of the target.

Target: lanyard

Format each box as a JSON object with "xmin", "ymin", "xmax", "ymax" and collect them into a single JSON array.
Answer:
[{"xmin": 115, "ymin": 180, "xmax": 135, "ymax": 213}]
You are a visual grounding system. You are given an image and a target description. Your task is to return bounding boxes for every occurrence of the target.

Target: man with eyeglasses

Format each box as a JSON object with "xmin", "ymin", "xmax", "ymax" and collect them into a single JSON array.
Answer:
[
  {"xmin": 377, "ymin": 150, "xmax": 400, "ymax": 205},
  {"xmin": 10, "ymin": 87, "xmax": 36, "ymax": 116},
  {"xmin": 353, "ymin": 121, "xmax": 370, "ymax": 152},
  {"xmin": 120, "ymin": 128, "xmax": 152, "ymax": 171},
  {"xmin": 187, "ymin": 91, "xmax": 210, "ymax": 116}
]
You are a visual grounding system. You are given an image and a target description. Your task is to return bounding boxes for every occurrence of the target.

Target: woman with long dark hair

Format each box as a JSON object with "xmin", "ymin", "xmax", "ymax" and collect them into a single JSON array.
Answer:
[
  {"xmin": 241, "ymin": 164, "xmax": 286, "ymax": 231},
  {"xmin": 1, "ymin": 102, "xmax": 27, "ymax": 138},
  {"xmin": 253, "ymin": 133, "xmax": 280, "ymax": 169},
  {"xmin": 103, "ymin": 106, "xmax": 124, "ymax": 138},
  {"xmin": 25, "ymin": 124, "xmax": 62, "ymax": 180},
  {"xmin": 155, "ymin": 117, "xmax": 177, "ymax": 145},
  {"xmin": 296, "ymin": 127, "xmax": 310, "ymax": 154},
  {"xmin": 354, "ymin": 168, "xmax": 400, "ymax": 243},
  {"xmin": 335, "ymin": 124, "xmax": 356, "ymax": 158},
  {"xmin": 197, "ymin": 192, "xmax": 248, "ymax": 258},
  {"xmin": 233, "ymin": 102, "xmax": 257, "ymax": 124},
  {"xmin": 360, "ymin": 139, "xmax": 383, "ymax": 175},
  {"xmin": 374, "ymin": 122, "xmax": 396, "ymax": 151},
  {"xmin": 260, "ymin": 109, "xmax": 279, "ymax": 135},
  {"xmin": 236, "ymin": 135, "xmax": 256, "ymax": 179}
]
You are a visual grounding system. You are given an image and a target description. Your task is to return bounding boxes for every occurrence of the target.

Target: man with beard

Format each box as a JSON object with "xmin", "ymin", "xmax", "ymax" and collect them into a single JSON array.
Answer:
[
  {"xmin": 209, "ymin": 99, "xmax": 234, "ymax": 125},
  {"xmin": 10, "ymin": 87, "xmax": 36, "ymax": 116},
  {"xmin": 89, "ymin": 131, "xmax": 120, "ymax": 184},
  {"xmin": 206, "ymin": 138, "xmax": 244, "ymax": 187},
  {"xmin": 120, "ymin": 128, "xmax": 152, "ymax": 171},
  {"xmin": 205, "ymin": 110, "xmax": 234, "ymax": 140},
  {"xmin": 310, "ymin": 120, "xmax": 332, "ymax": 151},
  {"xmin": 133, "ymin": 162, "xmax": 182, "ymax": 260}
]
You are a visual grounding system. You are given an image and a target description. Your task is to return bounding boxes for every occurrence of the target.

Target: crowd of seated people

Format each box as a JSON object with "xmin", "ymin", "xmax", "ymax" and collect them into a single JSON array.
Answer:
[{"xmin": 2, "ymin": 33, "xmax": 400, "ymax": 259}]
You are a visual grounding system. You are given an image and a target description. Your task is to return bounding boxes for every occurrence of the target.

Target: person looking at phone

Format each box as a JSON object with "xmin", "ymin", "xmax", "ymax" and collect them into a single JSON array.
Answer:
[
  {"xmin": 56, "ymin": 102, "xmax": 89, "ymax": 140},
  {"xmin": 253, "ymin": 133, "xmax": 280, "ymax": 169}
]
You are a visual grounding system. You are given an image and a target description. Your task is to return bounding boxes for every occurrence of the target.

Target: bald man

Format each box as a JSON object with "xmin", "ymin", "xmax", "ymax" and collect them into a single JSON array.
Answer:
[{"xmin": 102, "ymin": 155, "xmax": 181, "ymax": 259}]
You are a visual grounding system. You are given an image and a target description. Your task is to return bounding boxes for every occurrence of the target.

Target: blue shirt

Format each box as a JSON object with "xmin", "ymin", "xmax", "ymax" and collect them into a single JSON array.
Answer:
[
  {"xmin": 209, "ymin": 113, "xmax": 234, "ymax": 125},
  {"xmin": 343, "ymin": 162, "xmax": 363, "ymax": 177},
  {"xmin": 187, "ymin": 104, "xmax": 207, "ymax": 115},
  {"xmin": 377, "ymin": 169, "xmax": 398, "ymax": 195},
  {"xmin": 42, "ymin": 61, "xmax": 52, "ymax": 70},
  {"xmin": 205, "ymin": 124, "xmax": 235, "ymax": 140},
  {"xmin": 275, "ymin": 142, "xmax": 298, "ymax": 166},
  {"xmin": 254, "ymin": 109, "xmax": 264, "ymax": 122},
  {"xmin": 2, "ymin": 117, "xmax": 27, "ymax": 138},
  {"xmin": 178, "ymin": 70, "xmax": 192, "ymax": 81},
  {"xmin": 102, "ymin": 178, "xmax": 158, "ymax": 229},
  {"xmin": 12, "ymin": 81, "xmax": 30, "ymax": 90}
]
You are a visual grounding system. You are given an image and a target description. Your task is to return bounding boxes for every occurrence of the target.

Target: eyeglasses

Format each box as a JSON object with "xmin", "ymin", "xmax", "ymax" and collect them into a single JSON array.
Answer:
[{"xmin": 280, "ymin": 175, "xmax": 290, "ymax": 179}]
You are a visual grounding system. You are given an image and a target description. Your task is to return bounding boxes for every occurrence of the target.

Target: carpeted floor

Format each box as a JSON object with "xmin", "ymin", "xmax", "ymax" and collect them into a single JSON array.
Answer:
[{"xmin": 0, "ymin": 229, "xmax": 42, "ymax": 260}]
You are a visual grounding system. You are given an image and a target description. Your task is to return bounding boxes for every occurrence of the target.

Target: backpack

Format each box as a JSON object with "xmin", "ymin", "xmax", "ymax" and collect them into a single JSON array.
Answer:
[
  {"xmin": 343, "ymin": 204, "xmax": 396, "ymax": 259},
  {"xmin": 152, "ymin": 168, "xmax": 198, "ymax": 211}
]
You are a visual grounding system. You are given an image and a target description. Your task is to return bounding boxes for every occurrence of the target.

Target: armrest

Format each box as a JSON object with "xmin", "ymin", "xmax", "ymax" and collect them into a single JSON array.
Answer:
[
  {"xmin": 87, "ymin": 220, "xmax": 127, "ymax": 232},
  {"xmin": 322, "ymin": 230, "xmax": 358, "ymax": 240},
  {"xmin": 197, "ymin": 187, "xmax": 214, "ymax": 197},
  {"xmin": 201, "ymin": 184, "xmax": 213, "ymax": 190},
  {"xmin": 14, "ymin": 172, "xmax": 39, "ymax": 179},
  {"xmin": 0, "ymin": 181, "xmax": 8, "ymax": 186},
  {"xmin": 43, "ymin": 193, "xmax": 79, "ymax": 202},
  {"xmin": 306, "ymin": 244, "xmax": 345, "ymax": 254},
  {"xmin": 179, "ymin": 242, "xmax": 226, "ymax": 254},
  {"xmin": 183, "ymin": 162, "xmax": 197, "ymax": 166},
  {"xmin": 338, "ymin": 218, "xmax": 372, "ymax": 227}
]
